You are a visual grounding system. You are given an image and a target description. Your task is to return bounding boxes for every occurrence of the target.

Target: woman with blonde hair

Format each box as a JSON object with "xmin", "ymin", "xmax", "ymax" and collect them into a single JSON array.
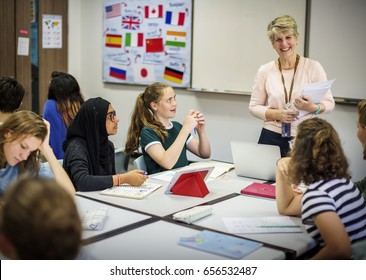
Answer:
[
  {"xmin": 125, "ymin": 82, "xmax": 211, "ymax": 174},
  {"xmin": 249, "ymin": 15, "xmax": 334, "ymax": 157},
  {"xmin": 0, "ymin": 110, "xmax": 75, "ymax": 196}
]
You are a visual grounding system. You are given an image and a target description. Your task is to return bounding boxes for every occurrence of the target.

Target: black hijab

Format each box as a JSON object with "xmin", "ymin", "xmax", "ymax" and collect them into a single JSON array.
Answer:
[{"xmin": 63, "ymin": 97, "xmax": 114, "ymax": 175}]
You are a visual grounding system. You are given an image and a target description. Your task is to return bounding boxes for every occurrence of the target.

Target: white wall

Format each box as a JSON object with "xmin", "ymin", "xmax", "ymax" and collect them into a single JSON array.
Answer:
[{"xmin": 68, "ymin": 0, "xmax": 365, "ymax": 181}]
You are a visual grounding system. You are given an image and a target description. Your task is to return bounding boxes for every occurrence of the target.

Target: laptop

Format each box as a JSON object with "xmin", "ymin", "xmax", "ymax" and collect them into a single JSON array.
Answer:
[{"xmin": 230, "ymin": 141, "xmax": 281, "ymax": 181}]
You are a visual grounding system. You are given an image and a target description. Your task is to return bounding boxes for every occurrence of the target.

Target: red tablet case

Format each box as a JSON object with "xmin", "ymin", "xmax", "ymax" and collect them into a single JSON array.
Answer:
[
  {"xmin": 171, "ymin": 170, "xmax": 209, "ymax": 198},
  {"xmin": 240, "ymin": 182, "xmax": 276, "ymax": 199}
]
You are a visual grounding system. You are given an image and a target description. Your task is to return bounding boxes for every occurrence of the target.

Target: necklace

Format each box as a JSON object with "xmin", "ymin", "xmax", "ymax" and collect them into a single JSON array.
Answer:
[{"xmin": 278, "ymin": 54, "xmax": 300, "ymax": 104}]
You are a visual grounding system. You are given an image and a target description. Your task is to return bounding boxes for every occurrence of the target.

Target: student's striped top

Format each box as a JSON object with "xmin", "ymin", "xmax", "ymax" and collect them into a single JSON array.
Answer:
[{"xmin": 302, "ymin": 178, "xmax": 366, "ymax": 246}]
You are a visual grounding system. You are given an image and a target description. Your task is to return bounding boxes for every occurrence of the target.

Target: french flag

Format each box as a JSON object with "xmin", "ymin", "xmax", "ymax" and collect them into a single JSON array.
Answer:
[
  {"xmin": 145, "ymin": 5, "xmax": 163, "ymax": 18},
  {"xmin": 165, "ymin": 11, "xmax": 185, "ymax": 26}
]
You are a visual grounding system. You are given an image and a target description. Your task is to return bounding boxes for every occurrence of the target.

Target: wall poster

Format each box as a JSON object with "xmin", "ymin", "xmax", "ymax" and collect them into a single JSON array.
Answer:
[{"xmin": 103, "ymin": 0, "xmax": 192, "ymax": 88}]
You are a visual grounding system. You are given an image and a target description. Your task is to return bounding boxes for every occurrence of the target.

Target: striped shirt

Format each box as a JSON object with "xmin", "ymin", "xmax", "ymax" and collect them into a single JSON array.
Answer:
[{"xmin": 302, "ymin": 178, "xmax": 366, "ymax": 246}]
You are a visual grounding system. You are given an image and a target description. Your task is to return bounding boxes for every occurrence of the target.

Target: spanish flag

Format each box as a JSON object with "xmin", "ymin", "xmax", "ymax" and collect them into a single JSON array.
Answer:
[{"xmin": 105, "ymin": 34, "xmax": 122, "ymax": 48}]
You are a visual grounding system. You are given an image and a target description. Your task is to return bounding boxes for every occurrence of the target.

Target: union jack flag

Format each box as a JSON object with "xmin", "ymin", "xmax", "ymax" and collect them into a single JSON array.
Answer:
[{"xmin": 122, "ymin": 16, "xmax": 141, "ymax": 30}]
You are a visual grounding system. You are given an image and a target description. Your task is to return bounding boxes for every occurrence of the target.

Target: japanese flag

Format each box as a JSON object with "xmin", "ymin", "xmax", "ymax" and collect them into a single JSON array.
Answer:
[{"xmin": 133, "ymin": 64, "xmax": 155, "ymax": 83}]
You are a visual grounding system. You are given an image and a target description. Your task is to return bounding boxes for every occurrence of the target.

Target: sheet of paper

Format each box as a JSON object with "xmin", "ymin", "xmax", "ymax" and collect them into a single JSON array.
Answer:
[
  {"xmin": 187, "ymin": 161, "xmax": 234, "ymax": 178},
  {"xmin": 297, "ymin": 78, "xmax": 335, "ymax": 117},
  {"xmin": 150, "ymin": 171, "xmax": 176, "ymax": 182},
  {"xmin": 223, "ymin": 216, "xmax": 302, "ymax": 233}
]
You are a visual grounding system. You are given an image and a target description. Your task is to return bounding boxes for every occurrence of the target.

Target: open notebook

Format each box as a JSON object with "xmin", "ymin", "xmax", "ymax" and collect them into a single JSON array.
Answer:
[{"xmin": 100, "ymin": 183, "xmax": 162, "ymax": 199}]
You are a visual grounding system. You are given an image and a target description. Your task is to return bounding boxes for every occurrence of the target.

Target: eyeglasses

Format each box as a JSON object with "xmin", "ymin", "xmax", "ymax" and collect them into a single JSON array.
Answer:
[{"xmin": 106, "ymin": 111, "xmax": 117, "ymax": 122}]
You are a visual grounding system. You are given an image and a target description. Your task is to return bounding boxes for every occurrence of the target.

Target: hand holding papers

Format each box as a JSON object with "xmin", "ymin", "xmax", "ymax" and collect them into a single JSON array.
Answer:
[{"xmin": 297, "ymin": 78, "xmax": 335, "ymax": 118}]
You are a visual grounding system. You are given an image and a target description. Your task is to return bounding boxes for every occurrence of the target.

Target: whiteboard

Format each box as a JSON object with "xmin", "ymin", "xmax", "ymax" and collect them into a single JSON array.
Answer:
[
  {"xmin": 191, "ymin": 0, "xmax": 307, "ymax": 94},
  {"xmin": 308, "ymin": 0, "xmax": 366, "ymax": 101}
]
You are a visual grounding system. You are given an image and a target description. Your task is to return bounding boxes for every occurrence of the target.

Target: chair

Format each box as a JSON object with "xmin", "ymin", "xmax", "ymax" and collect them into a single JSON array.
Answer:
[
  {"xmin": 133, "ymin": 155, "xmax": 147, "ymax": 171},
  {"xmin": 114, "ymin": 148, "xmax": 130, "ymax": 173}
]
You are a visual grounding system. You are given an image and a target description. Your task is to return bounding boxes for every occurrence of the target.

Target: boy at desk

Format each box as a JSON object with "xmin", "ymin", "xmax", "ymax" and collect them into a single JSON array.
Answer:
[
  {"xmin": 0, "ymin": 177, "xmax": 81, "ymax": 259},
  {"xmin": 275, "ymin": 118, "xmax": 366, "ymax": 259}
]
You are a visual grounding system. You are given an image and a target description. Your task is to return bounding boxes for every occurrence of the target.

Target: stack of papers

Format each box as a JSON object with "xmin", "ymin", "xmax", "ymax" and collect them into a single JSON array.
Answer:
[
  {"xmin": 100, "ymin": 183, "xmax": 162, "ymax": 199},
  {"xmin": 187, "ymin": 160, "xmax": 234, "ymax": 178},
  {"xmin": 298, "ymin": 78, "xmax": 335, "ymax": 117}
]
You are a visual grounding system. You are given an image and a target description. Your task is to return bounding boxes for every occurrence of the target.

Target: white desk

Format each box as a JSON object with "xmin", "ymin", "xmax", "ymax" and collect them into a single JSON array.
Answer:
[
  {"xmin": 77, "ymin": 169, "xmax": 316, "ymax": 259},
  {"xmin": 83, "ymin": 220, "xmax": 286, "ymax": 260},
  {"xmin": 77, "ymin": 171, "xmax": 257, "ymax": 217},
  {"xmin": 192, "ymin": 194, "xmax": 317, "ymax": 258},
  {"xmin": 75, "ymin": 196, "xmax": 152, "ymax": 241}
]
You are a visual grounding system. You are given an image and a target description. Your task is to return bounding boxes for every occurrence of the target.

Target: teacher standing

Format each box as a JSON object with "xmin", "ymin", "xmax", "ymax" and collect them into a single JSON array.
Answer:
[{"xmin": 249, "ymin": 15, "xmax": 335, "ymax": 157}]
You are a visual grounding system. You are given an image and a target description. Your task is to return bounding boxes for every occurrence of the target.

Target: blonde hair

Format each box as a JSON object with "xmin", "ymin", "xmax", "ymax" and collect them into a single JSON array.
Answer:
[
  {"xmin": 0, "ymin": 176, "xmax": 81, "ymax": 259},
  {"xmin": 125, "ymin": 82, "xmax": 171, "ymax": 154},
  {"xmin": 267, "ymin": 15, "xmax": 299, "ymax": 43},
  {"xmin": 0, "ymin": 111, "xmax": 47, "ymax": 174}
]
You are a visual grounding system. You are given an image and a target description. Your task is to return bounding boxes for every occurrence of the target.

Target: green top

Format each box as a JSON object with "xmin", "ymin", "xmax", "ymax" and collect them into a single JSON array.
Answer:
[{"xmin": 141, "ymin": 121, "xmax": 192, "ymax": 174}]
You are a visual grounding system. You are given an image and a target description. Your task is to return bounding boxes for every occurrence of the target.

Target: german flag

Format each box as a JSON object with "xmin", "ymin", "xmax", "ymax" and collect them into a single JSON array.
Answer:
[{"xmin": 164, "ymin": 67, "xmax": 183, "ymax": 84}]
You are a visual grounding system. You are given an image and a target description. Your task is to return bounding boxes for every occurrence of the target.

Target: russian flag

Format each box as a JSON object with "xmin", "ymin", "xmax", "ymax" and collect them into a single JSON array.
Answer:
[
  {"xmin": 109, "ymin": 64, "xmax": 126, "ymax": 80},
  {"xmin": 165, "ymin": 11, "xmax": 185, "ymax": 26}
]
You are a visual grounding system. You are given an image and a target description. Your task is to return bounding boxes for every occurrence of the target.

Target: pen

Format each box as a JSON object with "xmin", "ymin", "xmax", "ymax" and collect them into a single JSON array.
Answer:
[
  {"xmin": 142, "ymin": 171, "xmax": 148, "ymax": 175},
  {"xmin": 194, "ymin": 127, "xmax": 197, "ymax": 135},
  {"xmin": 258, "ymin": 225, "xmax": 300, "ymax": 228},
  {"xmin": 180, "ymin": 237, "xmax": 204, "ymax": 242}
]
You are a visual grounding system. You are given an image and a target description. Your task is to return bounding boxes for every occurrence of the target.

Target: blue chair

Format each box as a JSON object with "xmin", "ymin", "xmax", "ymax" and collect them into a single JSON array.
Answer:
[
  {"xmin": 133, "ymin": 155, "xmax": 147, "ymax": 172},
  {"xmin": 114, "ymin": 148, "xmax": 130, "ymax": 173}
]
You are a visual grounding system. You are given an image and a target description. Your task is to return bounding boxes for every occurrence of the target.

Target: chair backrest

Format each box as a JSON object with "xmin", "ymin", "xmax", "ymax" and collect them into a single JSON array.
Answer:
[
  {"xmin": 133, "ymin": 155, "xmax": 147, "ymax": 171},
  {"xmin": 115, "ymin": 148, "xmax": 130, "ymax": 173}
]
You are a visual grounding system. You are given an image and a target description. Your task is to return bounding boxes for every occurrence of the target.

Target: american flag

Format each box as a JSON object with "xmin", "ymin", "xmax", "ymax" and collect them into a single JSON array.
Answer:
[
  {"xmin": 122, "ymin": 16, "xmax": 141, "ymax": 30},
  {"xmin": 105, "ymin": 4, "xmax": 121, "ymax": 19}
]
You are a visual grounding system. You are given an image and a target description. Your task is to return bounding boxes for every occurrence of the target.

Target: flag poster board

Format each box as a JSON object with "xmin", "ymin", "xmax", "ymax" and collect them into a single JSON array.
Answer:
[{"xmin": 103, "ymin": 0, "xmax": 192, "ymax": 87}]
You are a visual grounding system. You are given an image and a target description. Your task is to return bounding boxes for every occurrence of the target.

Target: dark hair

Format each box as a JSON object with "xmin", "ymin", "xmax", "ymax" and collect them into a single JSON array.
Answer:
[
  {"xmin": 48, "ymin": 71, "xmax": 84, "ymax": 127},
  {"xmin": 358, "ymin": 100, "xmax": 366, "ymax": 159},
  {"xmin": 288, "ymin": 118, "xmax": 351, "ymax": 185},
  {"xmin": 0, "ymin": 77, "xmax": 25, "ymax": 113},
  {"xmin": 0, "ymin": 176, "xmax": 81, "ymax": 259}
]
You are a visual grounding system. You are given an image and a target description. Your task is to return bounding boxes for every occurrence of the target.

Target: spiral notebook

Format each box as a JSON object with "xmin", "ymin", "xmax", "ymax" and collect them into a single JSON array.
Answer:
[
  {"xmin": 100, "ymin": 183, "xmax": 162, "ymax": 199},
  {"xmin": 178, "ymin": 230, "xmax": 263, "ymax": 259}
]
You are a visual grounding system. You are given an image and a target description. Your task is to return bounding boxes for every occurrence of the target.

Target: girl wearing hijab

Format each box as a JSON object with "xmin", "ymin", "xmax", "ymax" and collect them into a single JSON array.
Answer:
[{"xmin": 63, "ymin": 97, "xmax": 147, "ymax": 192}]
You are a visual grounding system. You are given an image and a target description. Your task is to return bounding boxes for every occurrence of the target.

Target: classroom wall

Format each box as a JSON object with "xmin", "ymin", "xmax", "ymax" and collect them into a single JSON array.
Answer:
[{"xmin": 68, "ymin": 0, "xmax": 365, "ymax": 181}]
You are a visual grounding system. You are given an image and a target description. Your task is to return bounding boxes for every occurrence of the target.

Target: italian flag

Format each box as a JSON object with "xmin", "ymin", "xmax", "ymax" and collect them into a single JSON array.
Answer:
[{"xmin": 125, "ymin": 33, "xmax": 144, "ymax": 47}]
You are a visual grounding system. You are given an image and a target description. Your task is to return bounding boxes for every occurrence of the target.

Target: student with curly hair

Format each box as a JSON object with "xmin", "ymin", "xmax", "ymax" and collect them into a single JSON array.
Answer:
[
  {"xmin": 0, "ymin": 176, "xmax": 81, "ymax": 259},
  {"xmin": 275, "ymin": 118, "xmax": 366, "ymax": 259}
]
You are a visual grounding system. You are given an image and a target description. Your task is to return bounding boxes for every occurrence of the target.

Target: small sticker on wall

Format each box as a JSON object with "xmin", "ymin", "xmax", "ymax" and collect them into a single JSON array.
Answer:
[{"xmin": 17, "ymin": 37, "xmax": 29, "ymax": 56}]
